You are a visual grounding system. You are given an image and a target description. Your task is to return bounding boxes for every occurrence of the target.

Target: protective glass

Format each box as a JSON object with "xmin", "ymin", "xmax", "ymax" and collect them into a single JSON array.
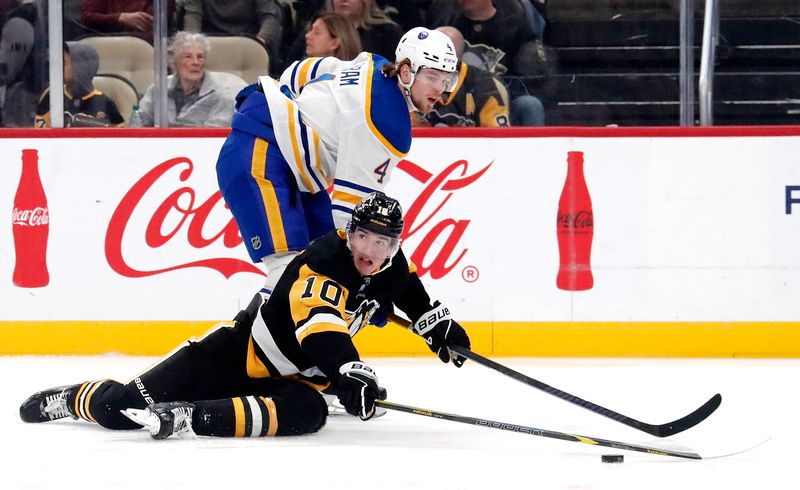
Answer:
[{"xmin": 416, "ymin": 67, "xmax": 459, "ymax": 93}]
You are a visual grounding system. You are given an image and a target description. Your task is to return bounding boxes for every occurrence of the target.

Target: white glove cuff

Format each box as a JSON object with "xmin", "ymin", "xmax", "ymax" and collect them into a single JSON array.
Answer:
[{"xmin": 412, "ymin": 303, "xmax": 451, "ymax": 336}]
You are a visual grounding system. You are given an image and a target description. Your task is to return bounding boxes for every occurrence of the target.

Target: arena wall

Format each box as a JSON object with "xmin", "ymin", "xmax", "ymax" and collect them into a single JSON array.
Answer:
[{"xmin": 2, "ymin": 127, "xmax": 799, "ymax": 357}]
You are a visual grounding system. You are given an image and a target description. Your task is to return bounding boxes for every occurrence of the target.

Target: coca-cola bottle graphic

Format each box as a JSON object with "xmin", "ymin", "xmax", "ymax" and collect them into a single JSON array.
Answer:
[
  {"xmin": 12, "ymin": 148, "xmax": 50, "ymax": 287},
  {"xmin": 556, "ymin": 151, "xmax": 593, "ymax": 291}
]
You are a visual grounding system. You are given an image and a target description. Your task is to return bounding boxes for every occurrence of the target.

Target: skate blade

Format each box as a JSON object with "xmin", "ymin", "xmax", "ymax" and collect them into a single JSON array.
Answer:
[{"xmin": 120, "ymin": 408, "xmax": 160, "ymax": 435}]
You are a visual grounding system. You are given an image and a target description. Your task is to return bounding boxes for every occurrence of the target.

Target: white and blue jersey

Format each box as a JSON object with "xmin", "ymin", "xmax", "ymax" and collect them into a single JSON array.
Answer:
[{"xmin": 216, "ymin": 52, "xmax": 411, "ymax": 262}]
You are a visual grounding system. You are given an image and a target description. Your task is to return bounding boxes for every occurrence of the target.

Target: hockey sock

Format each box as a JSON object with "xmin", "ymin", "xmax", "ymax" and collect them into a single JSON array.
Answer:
[{"xmin": 70, "ymin": 380, "xmax": 144, "ymax": 429}]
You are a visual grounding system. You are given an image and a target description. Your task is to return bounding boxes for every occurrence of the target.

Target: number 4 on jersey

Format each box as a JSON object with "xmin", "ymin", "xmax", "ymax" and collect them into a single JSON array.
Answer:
[{"xmin": 374, "ymin": 159, "xmax": 390, "ymax": 184}]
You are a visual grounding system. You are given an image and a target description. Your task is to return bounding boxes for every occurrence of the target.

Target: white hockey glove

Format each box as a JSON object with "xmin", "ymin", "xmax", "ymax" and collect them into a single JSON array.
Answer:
[
  {"xmin": 412, "ymin": 302, "xmax": 471, "ymax": 367},
  {"xmin": 337, "ymin": 361, "xmax": 380, "ymax": 420}
]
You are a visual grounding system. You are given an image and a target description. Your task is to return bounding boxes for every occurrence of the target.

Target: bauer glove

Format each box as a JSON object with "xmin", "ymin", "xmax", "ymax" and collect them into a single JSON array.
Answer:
[
  {"xmin": 412, "ymin": 302, "xmax": 471, "ymax": 367},
  {"xmin": 337, "ymin": 361, "xmax": 380, "ymax": 420}
]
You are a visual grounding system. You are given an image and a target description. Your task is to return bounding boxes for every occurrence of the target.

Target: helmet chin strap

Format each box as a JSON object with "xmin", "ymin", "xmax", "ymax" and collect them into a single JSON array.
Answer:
[{"xmin": 398, "ymin": 75, "xmax": 419, "ymax": 113}]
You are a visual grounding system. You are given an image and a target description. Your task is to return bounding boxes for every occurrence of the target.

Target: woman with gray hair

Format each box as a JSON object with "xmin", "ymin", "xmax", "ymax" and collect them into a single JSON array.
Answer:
[{"xmin": 137, "ymin": 31, "xmax": 234, "ymax": 127}]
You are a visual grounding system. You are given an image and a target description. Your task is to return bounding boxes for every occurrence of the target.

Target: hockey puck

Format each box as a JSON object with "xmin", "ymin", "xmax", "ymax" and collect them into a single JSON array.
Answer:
[{"xmin": 601, "ymin": 454, "xmax": 624, "ymax": 463}]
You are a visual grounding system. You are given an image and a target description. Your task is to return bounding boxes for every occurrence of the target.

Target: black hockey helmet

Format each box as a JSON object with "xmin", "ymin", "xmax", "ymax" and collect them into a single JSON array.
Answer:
[{"xmin": 347, "ymin": 192, "xmax": 404, "ymax": 239}]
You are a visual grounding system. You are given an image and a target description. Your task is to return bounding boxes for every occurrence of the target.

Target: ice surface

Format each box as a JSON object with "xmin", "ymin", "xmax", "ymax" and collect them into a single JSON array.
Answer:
[{"xmin": 3, "ymin": 356, "xmax": 797, "ymax": 489}]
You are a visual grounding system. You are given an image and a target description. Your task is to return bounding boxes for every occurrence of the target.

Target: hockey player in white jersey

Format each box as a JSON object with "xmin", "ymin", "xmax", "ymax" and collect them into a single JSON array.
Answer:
[{"xmin": 215, "ymin": 26, "xmax": 458, "ymax": 297}]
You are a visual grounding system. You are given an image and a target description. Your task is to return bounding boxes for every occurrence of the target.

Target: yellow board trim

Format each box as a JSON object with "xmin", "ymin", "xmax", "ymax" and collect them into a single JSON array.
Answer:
[
  {"xmin": 2, "ymin": 321, "xmax": 800, "ymax": 357},
  {"xmin": 250, "ymin": 138, "xmax": 288, "ymax": 252},
  {"xmin": 232, "ymin": 397, "xmax": 246, "ymax": 437}
]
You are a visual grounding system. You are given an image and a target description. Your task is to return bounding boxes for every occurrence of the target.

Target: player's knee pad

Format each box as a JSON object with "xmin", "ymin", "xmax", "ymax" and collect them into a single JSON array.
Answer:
[{"xmin": 271, "ymin": 382, "xmax": 328, "ymax": 436}]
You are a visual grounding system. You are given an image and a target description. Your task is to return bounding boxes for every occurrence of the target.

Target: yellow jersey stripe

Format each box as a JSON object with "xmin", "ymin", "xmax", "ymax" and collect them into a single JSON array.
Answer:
[
  {"xmin": 246, "ymin": 336, "xmax": 271, "ymax": 378},
  {"xmin": 285, "ymin": 100, "xmax": 316, "ymax": 191},
  {"xmin": 297, "ymin": 320, "xmax": 349, "ymax": 344},
  {"xmin": 298, "ymin": 57, "xmax": 319, "ymax": 87},
  {"xmin": 261, "ymin": 397, "xmax": 278, "ymax": 436},
  {"xmin": 331, "ymin": 189, "xmax": 364, "ymax": 206},
  {"xmin": 250, "ymin": 138, "xmax": 289, "ymax": 252},
  {"xmin": 312, "ymin": 131, "xmax": 330, "ymax": 187},
  {"xmin": 364, "ymin": 54, "xmax": 406, "ymax": 158},
  {"xmin": 232, "ymin": 397, "xmax": 246, "ymax": 437}
]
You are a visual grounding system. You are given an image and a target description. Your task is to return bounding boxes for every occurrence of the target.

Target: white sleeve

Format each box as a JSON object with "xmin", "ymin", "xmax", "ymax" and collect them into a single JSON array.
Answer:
[
  {"xmin": 279, "ymin": 57, "xmax": 342, "ymax": 97},
  {"xmin": 330, "ymin": 122, "xmax": 399, "ymax": 228}
]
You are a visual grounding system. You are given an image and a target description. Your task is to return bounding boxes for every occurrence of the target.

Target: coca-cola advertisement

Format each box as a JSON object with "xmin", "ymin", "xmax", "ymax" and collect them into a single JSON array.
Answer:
[
  {"xmin": 1, "ymin": 134, "xmax": 799, "ymax": 326},
  {"xmin": 12, "ymin": 149, "xmax": 50, "ymax": 288}
]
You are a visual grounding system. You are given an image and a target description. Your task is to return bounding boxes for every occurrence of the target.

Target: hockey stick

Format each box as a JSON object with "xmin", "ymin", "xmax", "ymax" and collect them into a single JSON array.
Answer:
[
  {"xmin": 375, "ymin": 400, "xmax": 702, "ymax": 459},
  {"xmin": 388, "ymin": 313, "xmax": 721, "ymax": 438}
]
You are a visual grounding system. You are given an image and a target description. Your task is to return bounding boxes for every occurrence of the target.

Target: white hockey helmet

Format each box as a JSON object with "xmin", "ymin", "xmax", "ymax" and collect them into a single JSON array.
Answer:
[{"xmin": 395, "ymin": 27, "xmax": 459, "ymax": 109}]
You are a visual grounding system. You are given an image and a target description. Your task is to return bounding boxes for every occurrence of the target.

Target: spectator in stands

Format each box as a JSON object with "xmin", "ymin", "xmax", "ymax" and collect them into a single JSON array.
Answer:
[
  {"xmin": 431, "ymin": 0, "xmax": 548, "ymax": 126},
  {"xmin": 304, "ymin": 12, "xmax": 361, "ymax": 60},
  {"xmin": 0, "ymin": 14, "xmax": 34, "ymax": 126},
  {"xmin": 80, "ymin": 0, "xmax": 176, "ymax": 40},
  {"xmin": 181, "ymin": 0, "xmax": 283, "ymax": 73},
  {"xmin": 34, "ymin": 41, "xmax": 124, "ymax": 127},
  {"xmin": 1, "ymin": 1, "xmax": 47, "ymax": 127},
  {"xmin": 283, "ymin": 0, "xmax": 402, "ymax": 69},
  {"xmin": 137, "ymin": 31, "xmax": 233, "ymax": 127},
  {"xmin": 416, "ymin": 26, "xmax": 510, "ymax": 127}
]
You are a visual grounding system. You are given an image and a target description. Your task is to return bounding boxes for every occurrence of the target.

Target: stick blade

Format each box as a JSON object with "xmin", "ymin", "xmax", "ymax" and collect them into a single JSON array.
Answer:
[{"xmin": 651, "ymin": 393, "xmax": 722, "ymax": 437}]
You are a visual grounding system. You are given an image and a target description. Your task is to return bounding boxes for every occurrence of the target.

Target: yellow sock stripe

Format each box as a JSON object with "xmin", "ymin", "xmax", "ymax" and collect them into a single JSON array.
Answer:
[
  {"xmin": 285, "ymin": 101, "xmax": 315, "ymax": 191},
  {"xmin": 260, "ymin": 396, "xmax": 278, "ymax": 437},
  {"xmin": 82, "ymin": 381, "xmax": 104, "ymax": 423},
  {"xmin": 232, "ymin": 397, "xmax": 246, "ymax": 437},
  {"xmin": 250, "ymin": 138, "xmax": 288, "ymax": 252},
  {"xmin": 73, "ymin": 382, "xmax": 88, "ymax": 420}
]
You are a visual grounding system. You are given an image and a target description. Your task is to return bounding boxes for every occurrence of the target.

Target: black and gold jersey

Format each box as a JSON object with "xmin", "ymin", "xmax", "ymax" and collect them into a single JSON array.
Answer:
[
  {"xmin": 246, "ymin": 229, "xmax": 433, "ymax": 385},
  {"xmin": 423, "ymin": 63, "xmax": 511, "ymax": 128}
]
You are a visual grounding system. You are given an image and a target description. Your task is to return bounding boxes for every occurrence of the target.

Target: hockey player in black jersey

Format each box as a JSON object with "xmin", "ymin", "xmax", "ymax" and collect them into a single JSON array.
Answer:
[{"xmin": 19, "ymin": 192, "xmax": 471, "ymax": 439}]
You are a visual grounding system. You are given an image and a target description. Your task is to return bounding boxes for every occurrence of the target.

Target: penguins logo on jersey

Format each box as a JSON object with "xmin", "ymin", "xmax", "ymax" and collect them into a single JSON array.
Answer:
[{"xmin": 347, "ymin": 299, "xmax": 380, "ymax": 335}]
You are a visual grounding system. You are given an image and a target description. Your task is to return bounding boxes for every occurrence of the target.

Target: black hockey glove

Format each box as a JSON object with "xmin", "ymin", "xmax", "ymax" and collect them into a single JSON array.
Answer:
[
  {"xmin": 412, "ymin": 302, "xmax": 471, "ymax": 367},
  {"xmin": 337, "ymin": 361, "xmax": 380, "ymax": 420}
]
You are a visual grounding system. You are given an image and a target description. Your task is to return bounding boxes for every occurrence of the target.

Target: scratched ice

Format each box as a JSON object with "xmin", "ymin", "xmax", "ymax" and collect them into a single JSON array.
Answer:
[{"xmin": 3, "ymin": 356, "xmax": 795, "ymax": 490}]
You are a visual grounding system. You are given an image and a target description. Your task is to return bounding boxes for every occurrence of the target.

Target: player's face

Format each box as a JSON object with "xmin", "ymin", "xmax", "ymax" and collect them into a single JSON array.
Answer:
[
  {"xmin": 410, "ymin": 67, "xmax": 452, "ymax": 114},
  {"xmin": 176, "ymin": 43, "xmax": 206, "ymax": 88},
  {"xmin": 305, "ymin": 19, "xmax": 340, "ymax": 57},
  {"xmin": 349, "ymin": 227, "xmax": 394, "ymax": 275}
]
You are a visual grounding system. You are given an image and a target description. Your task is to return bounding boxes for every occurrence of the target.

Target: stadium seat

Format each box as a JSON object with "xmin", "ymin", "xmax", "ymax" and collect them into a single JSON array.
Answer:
[
  {"xmin": 92, "ymin": 74, "xmax": 139, "ymax": 124},
  {"xmin": 207, "ymin": 71, "xmax": 248, "ymax": 103},
  {"xmin": 79, "ymin": 36, "xmax": 154, "ymax": 97},
  {"xmin": 204, "ymin": 36, "xmax": 270, "ymax": 84}
]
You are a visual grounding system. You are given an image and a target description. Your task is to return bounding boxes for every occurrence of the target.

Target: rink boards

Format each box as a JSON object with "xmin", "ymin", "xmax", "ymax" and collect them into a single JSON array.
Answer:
[{"xmin": 1, "ymin": 127, "xmax": 799, "ymax": 356}]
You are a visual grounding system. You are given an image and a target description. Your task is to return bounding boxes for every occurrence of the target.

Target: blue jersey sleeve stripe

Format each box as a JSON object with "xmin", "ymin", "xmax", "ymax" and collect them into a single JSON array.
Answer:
[
  {"xmin": 331, "ymin": 204, "xmax": 355, "ymax": 215},
  {"xmin": 334, "ymin": 179, "xmax": 378, "ymax": 194},
  {"xmin": 290, "ymin": 61, "xmax": 301, "ymax": 93},
  {"xmin": 310, "ymin": 57, "xmax": 325, "ymax": 80}
]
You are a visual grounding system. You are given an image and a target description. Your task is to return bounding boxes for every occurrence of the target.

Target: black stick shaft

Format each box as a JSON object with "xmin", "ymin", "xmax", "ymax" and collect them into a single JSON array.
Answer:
[
  {"xmin": 375, "ymin": 400, "xmax": 702, "ymax": 460},
  {"xmin": 389, "ymin": 314, "xmax": 721, "ymax": 437}
]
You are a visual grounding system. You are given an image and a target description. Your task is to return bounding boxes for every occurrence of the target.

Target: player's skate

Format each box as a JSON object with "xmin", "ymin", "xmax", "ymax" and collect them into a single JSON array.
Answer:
[
  {"xmin": 19, "ymin": 384, "xmax": 79, "ymax": 423},
  {"xmin": 121, "ymin": 402, "xmax": 196, "ymax": 440}
]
